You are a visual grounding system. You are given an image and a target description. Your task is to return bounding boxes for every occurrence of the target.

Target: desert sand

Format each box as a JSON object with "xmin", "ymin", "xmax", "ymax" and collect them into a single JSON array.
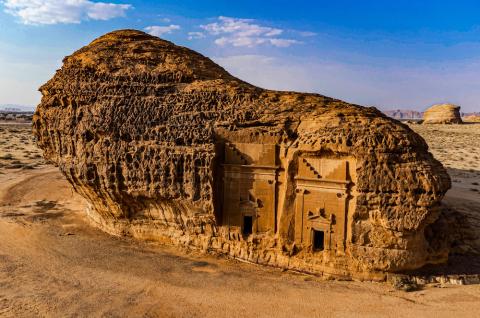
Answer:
[
  {"xmin": 411, "ymin": 122, "xmax": 480, "ymax": 238},
  {"xmin": 1, "ymin": 122, "xmax": 479, "ymax": 317}
]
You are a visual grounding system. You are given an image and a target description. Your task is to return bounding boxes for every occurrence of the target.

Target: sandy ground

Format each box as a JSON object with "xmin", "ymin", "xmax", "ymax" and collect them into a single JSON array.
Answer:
[
  {"xmin": 410, "ymin": 123, "xmax": 480, "ymax": 264},
  {"xmin": 1, "ymin": 122, "xmax": 480, "ymax": 317}
]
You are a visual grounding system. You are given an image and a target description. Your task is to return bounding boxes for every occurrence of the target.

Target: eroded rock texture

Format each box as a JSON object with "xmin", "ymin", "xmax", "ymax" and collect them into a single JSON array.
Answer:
[
  {"xmin": 423, "ymin": 104, "xmax": 463, "ymax": 124},
  {"xmin": 33, "ymin": 30, "xmax": 452, "ymax": 279}
]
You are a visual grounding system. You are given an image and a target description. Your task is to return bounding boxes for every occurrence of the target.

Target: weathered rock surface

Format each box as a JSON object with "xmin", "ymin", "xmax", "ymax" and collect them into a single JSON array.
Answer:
[
  {"xmin": 33, "ymin": 30, "xmax": 452, "ymax": 279},
  {"xmin": 423, "ymin": 104, "xmax": 463, "ymax": 124}
]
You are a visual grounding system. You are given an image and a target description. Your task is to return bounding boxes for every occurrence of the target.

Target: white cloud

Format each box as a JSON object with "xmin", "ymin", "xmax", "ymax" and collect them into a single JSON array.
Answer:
[
  {"xmin": 145, "ymin": 24, "xmax": 181, "ymax": 37},
  {"xmin": 86, "ymin": 2, "xmax": 130, "ymax": 20},
  {"xmin": 213, "ymin": 36, "xmax": 300, "ymax": 48},
  {"xmin": 188, "ymin": 31, "xmax": 205, "ymax": 40},
  {"xmin": 269, "ymin": 38, "xmax": 301, "ymax": 47},
  {"xmin": 200, "ymin": 16, "xmax": 301, "ymax": 48},
  {"xmin": 3, "ymin": 0, "xmax": 131, "ymax": 25}
]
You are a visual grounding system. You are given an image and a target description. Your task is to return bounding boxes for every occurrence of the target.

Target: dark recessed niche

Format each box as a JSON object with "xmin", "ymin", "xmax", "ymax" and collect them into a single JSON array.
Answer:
[{"xmin": 312, "ymin": 230, "xmax": 325, "ymax": 252}]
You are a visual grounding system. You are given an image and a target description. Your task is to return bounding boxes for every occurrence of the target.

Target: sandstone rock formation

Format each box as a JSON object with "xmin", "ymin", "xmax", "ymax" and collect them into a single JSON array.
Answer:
[
  {"xmin": 423, "ymin": 104, "xmax": 463, "ymax": 124},
  {"xmin": 33, "ymin": 30, "xmax": 452, "ymax": 279}
]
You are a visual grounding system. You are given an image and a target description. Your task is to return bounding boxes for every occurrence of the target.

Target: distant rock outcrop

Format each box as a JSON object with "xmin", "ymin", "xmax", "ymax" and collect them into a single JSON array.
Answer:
[
  {"xmin": 383, "ymin": 109, "xmax": 423, "ymax": 120},
  {"xmin": 464, "ymin": 115, "xmax": 480, "ymax": 122},
  {"xmin": 0, "ymin": 111, "xmax": 33, "ymax": 123},
  {"xmin": 33, "ymin": 30, "xmax": 452, "ymax": 279},
  {"xmin": 423, "ymin": 104, "xmax": 463, "ymax": 124}
]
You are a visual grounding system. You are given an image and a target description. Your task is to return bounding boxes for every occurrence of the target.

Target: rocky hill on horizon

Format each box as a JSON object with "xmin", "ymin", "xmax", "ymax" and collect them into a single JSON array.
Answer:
[
  {"xmin": 383, "ymin": 109, "xmax": 423, "ymax": 119},
  {"xmin": 0, "ymin": 104, "xmax": 35, "ymax": 112},
  {"xmin": 383, "ymin": 108, "xmax": 479, "ymax": 120}
]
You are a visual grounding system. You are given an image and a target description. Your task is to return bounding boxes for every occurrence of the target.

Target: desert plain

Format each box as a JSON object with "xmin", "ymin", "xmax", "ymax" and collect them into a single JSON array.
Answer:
[{"xmin": 0, "ymin": 120, "xmax": 479, "ymax": 317}]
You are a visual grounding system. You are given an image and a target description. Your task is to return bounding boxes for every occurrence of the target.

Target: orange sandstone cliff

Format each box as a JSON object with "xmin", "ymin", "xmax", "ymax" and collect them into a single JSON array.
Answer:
[{"xmin": 33, "ymin": 30, "xmax": 452, "ymax": 279}]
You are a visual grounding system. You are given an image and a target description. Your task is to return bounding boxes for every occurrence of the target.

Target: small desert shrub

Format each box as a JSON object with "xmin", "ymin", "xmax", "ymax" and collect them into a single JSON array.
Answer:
[{"xmin": 392, "ymin": 276, "xmax": 420, "ymax": 292}]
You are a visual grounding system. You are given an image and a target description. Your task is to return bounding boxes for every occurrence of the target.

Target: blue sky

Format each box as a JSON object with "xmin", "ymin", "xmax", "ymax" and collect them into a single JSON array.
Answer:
[{"xmin": 1, "ymin": 1, "xmax": 480, "ymax": 112}]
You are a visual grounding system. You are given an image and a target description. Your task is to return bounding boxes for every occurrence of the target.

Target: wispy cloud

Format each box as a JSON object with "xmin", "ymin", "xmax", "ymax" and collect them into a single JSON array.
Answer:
[
  {"xmin": 187, "ymin": 31, "xmax": 205, "ymax": 40},
  {"xmin": 200, "ymin": 16, "xmax": 301, "ymax": 48},
  {"xmin": 145, "ymin": 24, "xmax": 181, "ymax": 37},
  {"xmin": 298, "ymin": 31, "xmax": 317, "ymax": 37},
  {"xmin": 3, "ymin": 0, "xmax": 131, "ymax": 25},
  {"xmin": 158, "ymin": 17, "xmax": 171, "ymax": 23}
]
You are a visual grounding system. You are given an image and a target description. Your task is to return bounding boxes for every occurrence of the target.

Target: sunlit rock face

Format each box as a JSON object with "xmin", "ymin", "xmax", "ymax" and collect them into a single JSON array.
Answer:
[
  {"xmin": 33, "ymin": 30, "xmax": 452, "ymax": 279},
  {"xmin": 423, "ymin": 104, "xmax": 463, "ymax": 124}
]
